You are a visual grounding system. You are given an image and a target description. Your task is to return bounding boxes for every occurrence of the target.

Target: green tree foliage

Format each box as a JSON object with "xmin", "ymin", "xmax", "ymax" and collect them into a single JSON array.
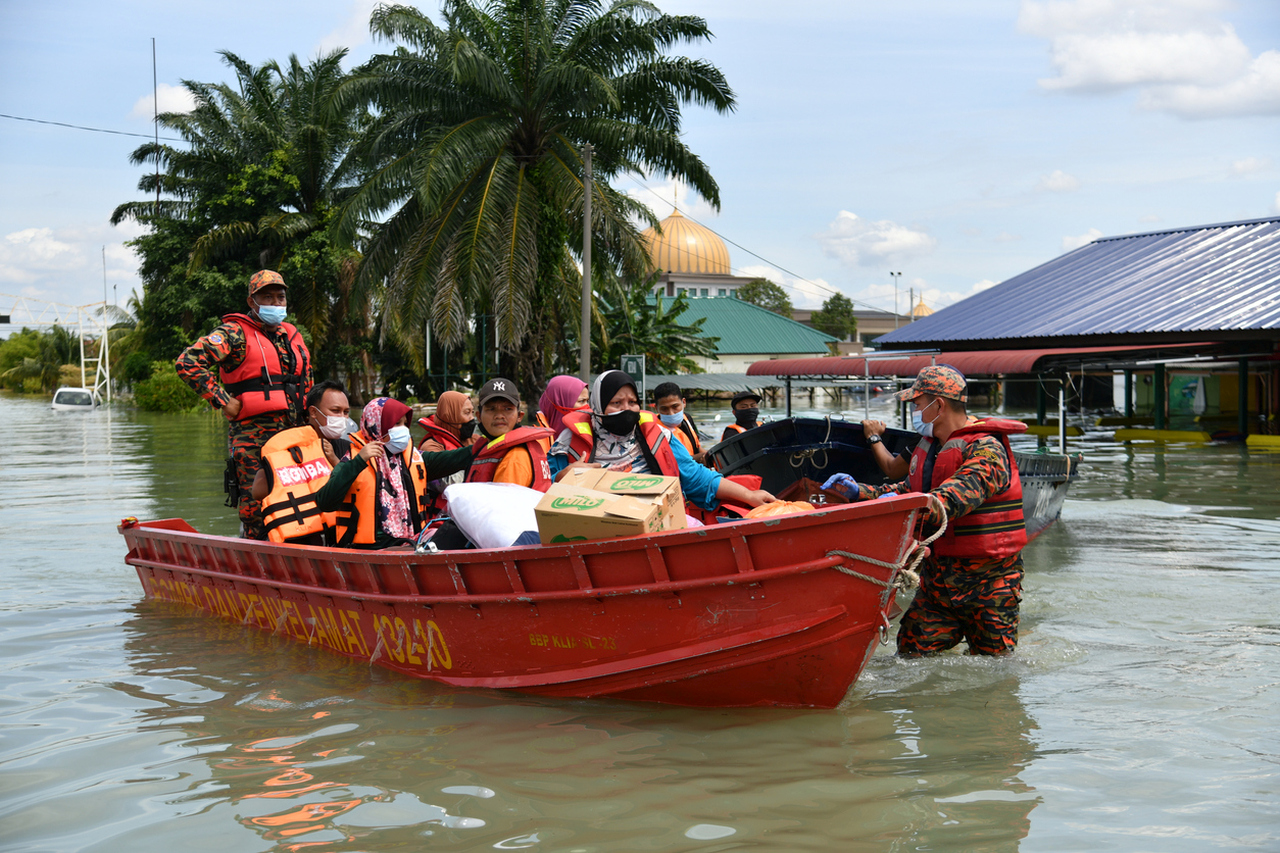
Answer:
[
  {"xmin": 112, "ymin": 50, "xmax": 374, "ymax": 396},
  {"xmin": 0, "ymin": 326, "xmax": 79, "ymax": 392},
  {"xmin": 810, "ymin": 292, "xmax": 857, "ymax": 341},
  {"xmin": 736, "ymin": 278, "xmax": 793, "ymax": 317},
  {"xmin": 133, "ymin": 361, "xmax": 205, "ymax": 412},
  {"xmin": 593, "ymin": 279, "xmax": 718, "ymax": 374},
  {"xmin": 336, "ymin": 0, "xmax": 736, "ymax": 393}
]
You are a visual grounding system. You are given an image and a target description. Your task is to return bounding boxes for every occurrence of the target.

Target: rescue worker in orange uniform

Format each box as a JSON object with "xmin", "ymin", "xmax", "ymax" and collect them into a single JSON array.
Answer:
[
  {"xmin": 719, "ymin": 390, "xmax": 763, "ymax": 442},
  {"xmin": 250, "ymin": 380, "xmax": 352, "ymax": 546},
  {"xmin": 653, "ymin": 381, "xmax": 708, "ymax": 465},
  {"xmin": 465, "ymin": 378, "xmax": 555, "ymax": 491},
  {"xmin": 176, "ymin": 270, "xmax": 312, "ymax": 539},
  {"xmin": 821, "ymin": 365, "xmax": 1029, "ymax": 656}
]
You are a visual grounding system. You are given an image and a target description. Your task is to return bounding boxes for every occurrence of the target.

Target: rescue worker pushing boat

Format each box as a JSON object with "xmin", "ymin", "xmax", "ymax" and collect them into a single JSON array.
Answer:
[
  {"xmin": 176, "ymin": 270, "xmax": 312, "ymax": 539},
  {"xmin": 822, "ymin": 365, "xmax": 1029, "ymax": 656}
]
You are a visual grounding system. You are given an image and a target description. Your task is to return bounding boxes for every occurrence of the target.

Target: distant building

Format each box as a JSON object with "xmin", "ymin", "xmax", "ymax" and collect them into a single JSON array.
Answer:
[
  {"xmin": 640, "ymin": 209, "xmax": 757, "ymax": 298},
  {"xmin": 658, "ymin": 296, "xmax": 838, "ymax": 373},
  {"xmin": 792, "ymin": 308, "xmax": 910, "ymax": 353}
]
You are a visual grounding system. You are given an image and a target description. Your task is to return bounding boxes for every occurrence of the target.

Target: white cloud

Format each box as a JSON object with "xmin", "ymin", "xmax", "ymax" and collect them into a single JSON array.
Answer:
[
  {"xmin": 1039, "ymin": 169, "xmax": 1081, "ymax": 192},
  {"xmin": 129, "ymin": 83, "xmax": 196, "ymax": 119},
  {"xmin": 0, "ymin": 224, "xmax": 142, "ymax": 307},
  {"xmin": 318, "ymin": 0, "xmax": 380, "ymax": 55},
  {"xmin": 1062, "ymin": 227, "xmax": 1104, "ymax": 251},
  {"xmin": 1273, "ymin": 190, "xmax": 1280, "ymax": 213},
  {"xmin": 1230, "ymin": 156, "xmax": 1270, "ymax": 175},
  {"xmin": 735, "ymin": 264, "xmax": 834, "ymax": 310},
  {"xmin": 972, "ymin": 279, "xmax": 998, "ymax": 293},
  {"xmin": 993, "ymin": 232, "xmax": 1022, "ymax": 243},
  {"xmin": 816, "ymin": 211, "xmax": 936, "ymax": 267},
  {"xmin": 1018, "ymin": 0, "xmax": 1280, "ymax": 118},
  {"xmin": 623, "ymin": 176, "xmax": 719, "ymax": 227}
]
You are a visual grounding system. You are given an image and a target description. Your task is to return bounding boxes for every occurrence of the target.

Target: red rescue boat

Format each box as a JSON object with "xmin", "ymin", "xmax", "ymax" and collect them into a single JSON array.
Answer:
[{"xmin": 119, "ymin": 494, "xmax": 931, "ymax": 709}]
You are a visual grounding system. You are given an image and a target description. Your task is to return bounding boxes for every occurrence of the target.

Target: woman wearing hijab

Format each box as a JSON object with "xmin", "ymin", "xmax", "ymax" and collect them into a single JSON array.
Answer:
[
  {"xmin": 536, "ymin": 375, "xmax": 588, "ymax": 436},
  {"xmin": 314, "ymin": 397, "xmax": 475, "ymax": 548},
  {"xmin": 548, "ymin": 370, "xmax": 775, "ymax": 514},
  {"xmin": 419, "ymin": 390, "xmax": 479, "ymax": 453}
]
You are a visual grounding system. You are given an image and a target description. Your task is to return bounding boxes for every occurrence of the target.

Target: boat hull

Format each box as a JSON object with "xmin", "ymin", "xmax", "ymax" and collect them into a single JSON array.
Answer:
[{"xmin": 120, "ymin": 494, "xmax": 929, "ymax": 709}]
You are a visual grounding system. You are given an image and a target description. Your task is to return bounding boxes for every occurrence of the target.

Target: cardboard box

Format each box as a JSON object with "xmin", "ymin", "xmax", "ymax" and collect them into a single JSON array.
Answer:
[{"xmin": 535, "ymin": 469, "xmax": 686, "ymax": 544}]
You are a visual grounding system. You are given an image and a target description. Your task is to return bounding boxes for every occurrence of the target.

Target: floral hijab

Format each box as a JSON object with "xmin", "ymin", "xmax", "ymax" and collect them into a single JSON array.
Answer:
[{"xmin": 359, "ymin": 397, "xmax": 415, "ymax": 540}]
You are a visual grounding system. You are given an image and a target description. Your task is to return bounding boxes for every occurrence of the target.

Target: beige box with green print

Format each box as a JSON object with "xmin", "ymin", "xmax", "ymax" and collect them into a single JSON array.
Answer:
[{"xmin": 535, "ymin": 469, "xmax": 685, "ymax": 544}]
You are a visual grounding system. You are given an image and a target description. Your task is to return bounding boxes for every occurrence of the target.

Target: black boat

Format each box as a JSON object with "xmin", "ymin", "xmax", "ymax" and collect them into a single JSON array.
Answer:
[{"xmin": 705, "ymin": 417, "xmax": 1078, "ymax": 541}]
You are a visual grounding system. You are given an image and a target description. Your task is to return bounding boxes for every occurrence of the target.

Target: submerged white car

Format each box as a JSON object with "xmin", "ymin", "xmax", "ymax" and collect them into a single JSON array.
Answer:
[{"xmin": 51, "ymin": 387, "xmax": 96, "ymax": 410}]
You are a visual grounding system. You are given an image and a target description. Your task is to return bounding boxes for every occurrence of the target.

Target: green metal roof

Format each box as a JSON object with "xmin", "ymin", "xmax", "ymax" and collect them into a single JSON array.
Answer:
[{"xmin": 657, "ymin": 297, "xmax": 839, "ymax": 355}]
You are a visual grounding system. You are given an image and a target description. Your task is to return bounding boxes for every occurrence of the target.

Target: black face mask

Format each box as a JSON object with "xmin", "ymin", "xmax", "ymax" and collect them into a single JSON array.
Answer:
[
  {"xmin": 734, "ymin": 407, "xmax": 759, "ymax": 427},
  {"xmin": 457, "ymin": 419, "xmax": 478, "ymax": 441},
  {"xmin": 600, "ymin": 409, "xmax": 641, "ymax": 436}
]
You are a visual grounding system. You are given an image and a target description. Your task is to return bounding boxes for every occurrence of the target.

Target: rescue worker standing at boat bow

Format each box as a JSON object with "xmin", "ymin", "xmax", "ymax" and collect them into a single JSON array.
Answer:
[
  {"xmin": 822, "ymin": 365, "xmax": 1028, "ymax": 656},
  {"xmin": 176, "ymin": 270, "xmax": 312, "ymax": 540}
]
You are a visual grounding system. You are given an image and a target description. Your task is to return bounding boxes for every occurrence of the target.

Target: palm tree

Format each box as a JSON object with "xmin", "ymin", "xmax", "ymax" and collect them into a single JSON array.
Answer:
[
  {"xmin": 337, "ymin": 0, "xmax": 735, "ymax": 390},
  {"xmin": 112, "ymin": 50, "xmax": 372, "ymax": 383},
  {"xmin": 594, "ymin": 277, "xmax": 718, "ymax": 374}
]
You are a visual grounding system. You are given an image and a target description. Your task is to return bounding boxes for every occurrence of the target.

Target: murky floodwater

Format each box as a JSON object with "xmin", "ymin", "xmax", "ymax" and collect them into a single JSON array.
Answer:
[{"xmin": 2, "ymin": 392, "xmax": 1278, "ymax": 851}]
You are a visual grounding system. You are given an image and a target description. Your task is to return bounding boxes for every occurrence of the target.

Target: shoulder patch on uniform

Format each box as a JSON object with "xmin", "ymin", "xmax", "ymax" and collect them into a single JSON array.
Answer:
[{"xmin": 208, "ymin": 332, "xmax": 225, "ymax": 345}]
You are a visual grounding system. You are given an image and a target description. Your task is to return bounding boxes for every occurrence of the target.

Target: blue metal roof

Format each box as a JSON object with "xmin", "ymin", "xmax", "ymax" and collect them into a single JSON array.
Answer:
[{"xmin": 877, "ymin": 216, "xmax": 1280, "ymax": 347}]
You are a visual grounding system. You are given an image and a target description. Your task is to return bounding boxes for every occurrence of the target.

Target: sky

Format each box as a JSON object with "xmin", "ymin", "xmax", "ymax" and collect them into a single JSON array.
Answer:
[{"xmin": 1, "ymin": 0, "xmax": 1277, "ymax": 321}]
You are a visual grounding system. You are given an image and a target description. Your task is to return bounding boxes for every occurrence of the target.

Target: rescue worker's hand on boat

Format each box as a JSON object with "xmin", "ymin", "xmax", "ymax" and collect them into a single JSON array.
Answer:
[
  {"xmin": 715, "ymin": 477, "xmax": 776, "ymax": 508},
  {"xmin": 822, "ymin": 473, "xmax": 859, "ymax": 500}
]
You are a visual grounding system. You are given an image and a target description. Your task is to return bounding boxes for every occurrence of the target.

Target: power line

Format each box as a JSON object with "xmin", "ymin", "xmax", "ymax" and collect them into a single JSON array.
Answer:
[
  {"xmin": 626, "ymin": 177, "xmax": 896, "ymax": 314},
  {"xmin": 0, "ymin": 112, "xmax": 183, "ymax": 142}
]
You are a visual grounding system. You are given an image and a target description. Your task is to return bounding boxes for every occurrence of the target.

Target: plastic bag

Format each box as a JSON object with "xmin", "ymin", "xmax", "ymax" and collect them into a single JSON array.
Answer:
[
  {"xmin": 744, "ymin": 500, "xmax": 815, "ymax": 519},
  {"xmin": 443, "ymin": 482, "xmax": 542, "ymax": 549}
]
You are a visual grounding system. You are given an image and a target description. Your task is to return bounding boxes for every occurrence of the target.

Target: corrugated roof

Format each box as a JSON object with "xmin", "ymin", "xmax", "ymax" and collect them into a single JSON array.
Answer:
[
  {"xmin": 876, "ymin": 216, "xmax": 1280, "ymax": 348},
  {"xmin": 658, "ymin": 297, "xmax": 840, "ymax": 355},
  {"xmin": 747, "ymin": 343, "xmax": 1218, "ymax": 378}
]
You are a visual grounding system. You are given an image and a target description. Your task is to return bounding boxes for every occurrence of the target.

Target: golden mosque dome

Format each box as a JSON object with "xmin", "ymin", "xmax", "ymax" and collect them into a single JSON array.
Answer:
[{"xmin": 639, "ymin": 209, "xmax": 731, "ymax": 276}]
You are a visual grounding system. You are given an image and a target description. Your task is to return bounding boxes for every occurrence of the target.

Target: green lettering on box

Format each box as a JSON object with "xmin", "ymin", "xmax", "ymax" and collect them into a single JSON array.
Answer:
[
  {"xmin": 550, "ymin": 496, "xmax": 605, "ymax": 511},
  {"xmin": 611, "ymin": 475, "xmax": 664, "ymax": 492},
  {"xmin": 551, "ymin": 533, "xmax": 589, "ymax": 543}
]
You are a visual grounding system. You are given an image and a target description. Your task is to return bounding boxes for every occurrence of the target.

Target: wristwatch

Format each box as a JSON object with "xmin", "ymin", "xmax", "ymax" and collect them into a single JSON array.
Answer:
[{"xmin": 867, "ymin": 434, "xmax": 882, "ymax": 445}]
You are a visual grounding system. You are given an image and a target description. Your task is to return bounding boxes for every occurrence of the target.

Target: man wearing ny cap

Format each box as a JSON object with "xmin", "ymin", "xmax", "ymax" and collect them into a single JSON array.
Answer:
[
  {"xmin": 822, "ymin": 365, "xmax": 1030, "ymax": 656},
  {"xmin": 463, "ymin": 378, "xmax": 555, "ymax": 491},
  {"xmin": 176, "ymin": 269, "xmax": 313, "ymax": 539}
]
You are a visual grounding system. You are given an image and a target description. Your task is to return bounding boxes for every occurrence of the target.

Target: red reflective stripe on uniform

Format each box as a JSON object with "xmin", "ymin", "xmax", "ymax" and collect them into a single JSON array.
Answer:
[{"xmin": 907, "ymin": 418, "xmax": 1027, "ymax": 559}]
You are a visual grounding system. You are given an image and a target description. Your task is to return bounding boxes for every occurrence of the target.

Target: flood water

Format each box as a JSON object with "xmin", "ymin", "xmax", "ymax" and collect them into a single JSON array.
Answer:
[{"xmin": 3, "ymin": 392, "xmax": 1278, "ymax": 852}]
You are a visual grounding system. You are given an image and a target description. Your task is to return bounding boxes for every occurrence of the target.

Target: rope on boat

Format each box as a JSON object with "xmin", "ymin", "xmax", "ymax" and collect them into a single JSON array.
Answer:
[
  {"xmin": 825, "ymin": 493, "xmax": 948, "ymax": 593},
  {"xmin": 789, "ymin": 416, "xmax": 833, "ymax": 470}
]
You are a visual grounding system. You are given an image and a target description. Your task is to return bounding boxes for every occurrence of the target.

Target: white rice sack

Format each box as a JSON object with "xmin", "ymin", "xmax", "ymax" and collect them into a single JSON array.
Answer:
[{"xmin": 443, "ymin": 482, "xmax": 542, "ymax": 549}]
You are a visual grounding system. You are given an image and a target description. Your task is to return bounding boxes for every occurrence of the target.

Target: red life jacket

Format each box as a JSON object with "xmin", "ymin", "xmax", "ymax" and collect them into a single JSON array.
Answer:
[
  {"xmin": 218, "ymin": 313, "xmax": 310, "ymax": 421},
  {"xmin": 561, "ymin": 411, "xmax": 680, "ymax": 477},
  {"xmin": 418, "ymin": 415, "xmax": 465, "ymax": 451},
  {"xmin": 466, "ymin": 426, "xmax": 556, "ymax": 491},
  {"xmin": 907, "ymin": 418, "xmax": 1028, "ymax": 559}
]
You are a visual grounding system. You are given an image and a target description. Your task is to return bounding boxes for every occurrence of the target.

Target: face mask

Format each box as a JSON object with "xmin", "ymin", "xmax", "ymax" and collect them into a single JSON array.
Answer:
[
  {"xmin": 457, "ymin": 419, "xmax": 478, "ymax": 441},
  {"xmin": 255, "ymin": 303, "xmax": 287, "ymax": 326},
  {"xmin": 600, "ymin": 409, "xmax": 640, "ymax": 436},
  {"xmin": 912, "ymin": 400, "xmax": 939, "ymax": 437},
  {"xmin": 313, "ymin": 410, "xmax": 349, "ymax": 440},
  {"xmin": 658, "ymin": 411, "xmax": 684, "ymax": 427},
  {"xmin": 734, "ymin": 407, "xmax": 759, "ymax": 427},
  {"xmin": 385, "ymin": 425, "xmax": 411, "ymax": 454}
]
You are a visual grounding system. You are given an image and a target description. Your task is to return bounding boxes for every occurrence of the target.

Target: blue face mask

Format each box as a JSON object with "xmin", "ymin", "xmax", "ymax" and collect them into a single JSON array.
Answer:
[
  {"xmin": 912, "ymin": 399, "xmax": 939, "ymax": 437},
  {"xmin": 658, "ymin": 410, "xmax": 684, "ymax": 427},
  {"xmin": 385, "ymin": 425, "xmax": 411, "ymax": 454},
  {"xmin": 256, "ymin": 303, "xmax": 287, "ymax": 326}
]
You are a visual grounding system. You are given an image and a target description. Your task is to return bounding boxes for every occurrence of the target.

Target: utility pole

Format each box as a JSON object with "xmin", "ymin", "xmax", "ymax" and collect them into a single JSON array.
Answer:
[
  {"xmin": 152, "ymin": 38, "xmax": 159, "ymax": 217},
  {"xmin": 890, "ymin": 272, "xmax": 902, "ymax": 328},
  {"xmin": 579, "ymin": 144, "xmax": 593, "ymax": 382}
]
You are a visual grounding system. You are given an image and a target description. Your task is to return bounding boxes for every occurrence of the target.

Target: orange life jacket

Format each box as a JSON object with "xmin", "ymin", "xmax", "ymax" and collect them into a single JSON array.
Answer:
[
  {"xmin": 218, "ymin": 313, "xmax": 310, "ymax": 421},
  {"xmin": 466, "ymin": 426, "xmax": 555, "ymax": 491},
  {"xmin": 333, "ymin": 431, "xmax": 430, "ymax": 547},
  {"xmin": 720, "ymin": 421, "xmax": 761, "ymax": 441},
  {"xmin": 907, "ymin": 418, "xmax": 1028, "ymax": 559},
  {"xmin": 561, "ymin": 411, "xmax": 679, "ymax": 477},
  {"xmin": 260, "ymin": 426, "xmax": 337, "ymax": 544}
]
